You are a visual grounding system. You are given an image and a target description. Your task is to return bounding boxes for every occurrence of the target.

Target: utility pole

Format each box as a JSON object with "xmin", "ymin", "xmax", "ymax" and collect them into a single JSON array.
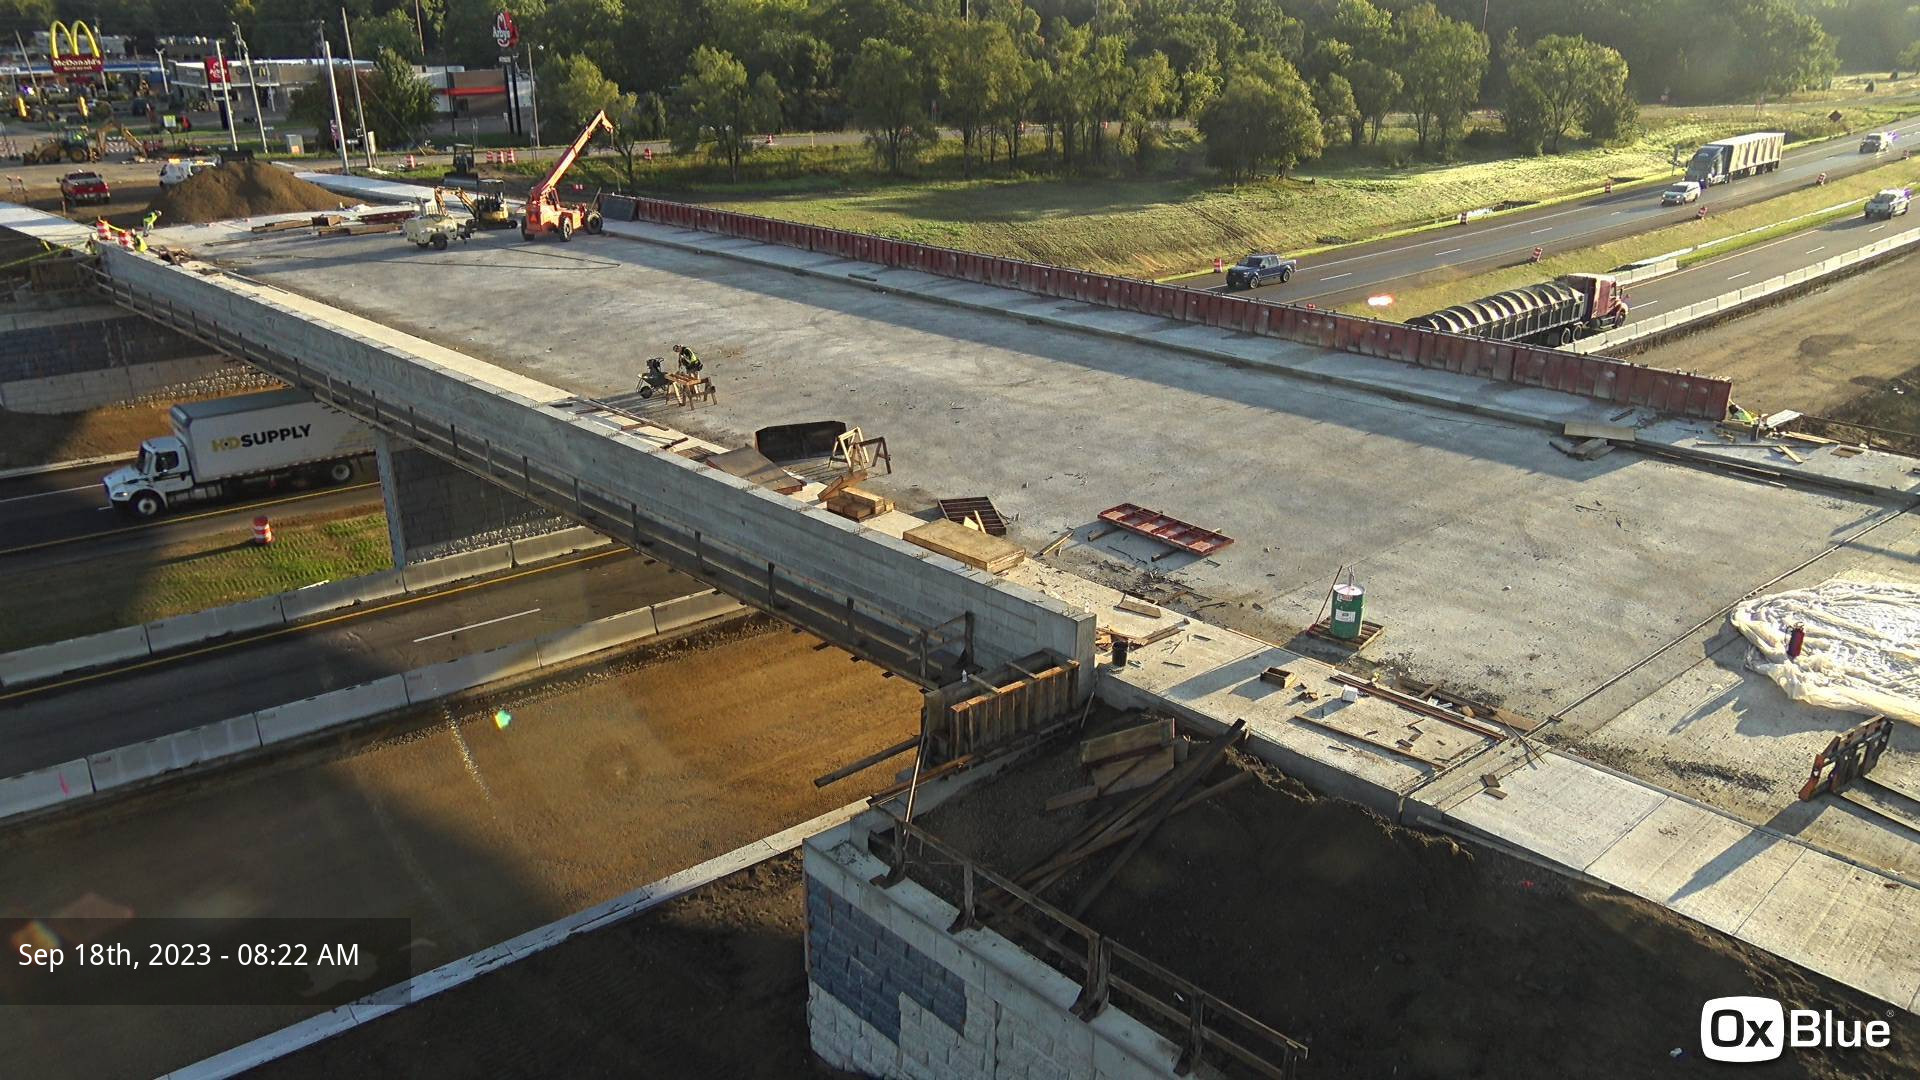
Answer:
[
  {"xmin": 340, "ymin": 8, "xmax": 373, "ymax": 168},
  {"xmin": 319, "ymin": 33, "xmax": 350, "ymax": 174},
  {"xmin": 525, "ymin": 44, "xmax": 541, "ymax": 146},
  {"xmin": 232, "ymin": 24, "xmax": 269, "ymax": 153},
  {"xmin": 213, "ymin": 39, "xmax": 237, "ymax": 151}
]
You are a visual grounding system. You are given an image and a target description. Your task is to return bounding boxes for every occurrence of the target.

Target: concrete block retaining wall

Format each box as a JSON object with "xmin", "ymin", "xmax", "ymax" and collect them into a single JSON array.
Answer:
[
  {"xmin": 0, "ymin": 307, "xmax": 274, "ymax": 413},
  {"xmin": 805, "ymin": 822, "xmax": 1196, "ymax": 1080},
  {"xmin": 97, "ymin": 245, "xmax": 1095, "ymax": 685},
  {"xmin": 0, "ymin": 590, "xmax": 749, "ymax": 825},
  {"xmin": 376, "ymin": 433, "xmax": 566, "ymax": 565}
]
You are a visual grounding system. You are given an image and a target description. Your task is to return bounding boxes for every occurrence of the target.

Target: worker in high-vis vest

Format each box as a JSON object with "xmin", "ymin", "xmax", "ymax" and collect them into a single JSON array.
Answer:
[{"xmin": 673, "ymin": 345, "xmax": 703, "ymax": 375}]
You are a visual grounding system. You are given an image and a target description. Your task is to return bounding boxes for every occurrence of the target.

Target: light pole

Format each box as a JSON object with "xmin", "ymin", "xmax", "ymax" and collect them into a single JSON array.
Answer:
[
  {"xmin": 340, "ymin": 8, "xmax": 373, "ymax": 168},
  {"xmin": 317, "ymin": 29, "xmax": 349, "ymax": 174},
  {"xmin": 155, "ymin": 47, "xmax": 168, "ymax": 96},
  {"xmin": 232, "ymin": 24, "xmax": 269, "ymax": 153},
  {"xmin": 525, "ymin": 43, "xmax": 542, "ymax": 146}
]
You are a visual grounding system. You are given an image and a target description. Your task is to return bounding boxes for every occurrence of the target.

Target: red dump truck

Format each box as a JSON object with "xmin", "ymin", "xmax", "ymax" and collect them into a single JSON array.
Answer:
[{"xmin": 1405, "ymin": 274, "xmax": 1629, "ymax": 347}]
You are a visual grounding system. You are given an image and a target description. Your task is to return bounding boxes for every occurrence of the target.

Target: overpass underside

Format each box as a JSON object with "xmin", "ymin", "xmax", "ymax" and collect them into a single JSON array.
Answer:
[{"xmin": 90, "ymin": 248, "xmax": 1093, "ymax": 694}]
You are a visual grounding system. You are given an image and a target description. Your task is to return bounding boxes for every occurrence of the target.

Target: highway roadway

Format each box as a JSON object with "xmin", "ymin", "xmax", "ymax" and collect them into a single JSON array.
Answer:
[
  {"xmin": 1178, "ymin": 115, "xmax": 1920, "ymax": 308},
  {"xmin": 0, "ymin": 548, "xmax": 699, "ymax": 773},
  {"xmin": 0, "ymin": 460, "xmax": 384, "ymax": 566},
  {"xmin": 1610, "ymin": 204, "xmax": 1917, "ymax": 328}
]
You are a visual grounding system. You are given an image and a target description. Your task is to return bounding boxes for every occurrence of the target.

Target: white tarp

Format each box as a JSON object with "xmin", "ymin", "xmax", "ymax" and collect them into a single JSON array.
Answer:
[{"xmin": 1731, "ymin": 580, "xmax": 1920, "ymax": 723}]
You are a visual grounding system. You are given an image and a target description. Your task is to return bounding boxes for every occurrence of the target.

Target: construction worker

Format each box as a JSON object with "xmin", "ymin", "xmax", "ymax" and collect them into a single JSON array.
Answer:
[
  {"xmin": 140, "ymin": 209, "xmax": 161, "ymax": 236},
  {"xmin": 673, "ymin": 345, "xmax": 703, "ymax": 375}
]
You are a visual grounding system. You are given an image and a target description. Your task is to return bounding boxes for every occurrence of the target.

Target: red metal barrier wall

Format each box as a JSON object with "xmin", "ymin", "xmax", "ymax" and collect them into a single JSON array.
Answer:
[{"xmin": 627, "ymin": 197, "xmax": 1733, "ymax": 421}]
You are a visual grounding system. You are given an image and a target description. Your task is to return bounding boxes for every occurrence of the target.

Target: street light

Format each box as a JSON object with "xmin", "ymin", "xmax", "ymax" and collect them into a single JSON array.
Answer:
[{"xmin": 232, "ymin": 23, "xmax": 269, "ymax": 153}]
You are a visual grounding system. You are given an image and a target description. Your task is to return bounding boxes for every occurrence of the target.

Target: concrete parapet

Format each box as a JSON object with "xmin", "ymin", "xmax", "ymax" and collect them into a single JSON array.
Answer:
[
  {"xmin": 0, "ymin": 624, "xmax": 152, "ymax": 688},
  {"xmin": 253, "ymin": 676, "xmax": 411, "ymax": 745},
  {"xmin": 87, "ymin": 715, "xmax": 263, "ymax": 791},
  {"xmin": 144, "ymin": 593, "xmax": 287, "ymax": 653},
  {"xmin": 509, "ymin": 525, "xmax": 611, "ymax": 566},
  {"xmin": 648, "ymin": 590, "xmax": 744, "ymax": 633}
]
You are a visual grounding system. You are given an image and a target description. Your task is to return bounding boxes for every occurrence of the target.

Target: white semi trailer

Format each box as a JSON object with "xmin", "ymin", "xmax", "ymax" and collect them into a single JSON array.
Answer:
[
  {"xmin": 1683, "ymin": 132, "xmax": 1785, "ymax": 186},
  {"xmin": 102, "ymin": 389, "xmax": 374, "ymax": 518}
]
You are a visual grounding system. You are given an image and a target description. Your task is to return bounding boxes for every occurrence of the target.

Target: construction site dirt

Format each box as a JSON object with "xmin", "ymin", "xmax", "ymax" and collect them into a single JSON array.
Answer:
[
  {"xmin": 0, "ymin": 618, "xmax": 918, "ymax": 1079},
  {"xmin": 1635, "ymin": 251, "xmax": 1920, "ymax": 453},
  {"xmin": 252, "ymin": 853, "xmax": 857, "ymax": 1080},
  {"xmin": 914, "ymin": 718, "xmax": 1919, "ymax": 1080}
]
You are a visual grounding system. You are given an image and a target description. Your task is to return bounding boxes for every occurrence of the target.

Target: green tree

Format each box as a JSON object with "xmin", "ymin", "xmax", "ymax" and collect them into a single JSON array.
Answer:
[
  {"xmin": 1901, "ymin": 41, "xmax": 1920, "ymax": 72},
  {"xmin": 934, "ymin": 19, "xmax": 1017, "ymax": 177},
  {"xmin": 670, "ymin": 45, "xmax": 781, "ymax": 181},
  {"xmin": 1345, "ymin": 57, "xmax": 1399, "ymax": 145},
  {"xmin": 1503, "ymin": 33, "xmax": 1631, "ymax": 153},
  {"xmin": 1198, "ymin": 54, "xmax": 1322, "ymax": 180},
  {"xmin": 1742, "ymin": 0, "xmax": 1838, "ymax": 96},
  {"xmin": 1313, "ymin": 71, "xmax": 1359, "ymax": 147},
  {"xmin": 1397, "ymin": 3, "xmax": 1487, "ymax": 156},
  {"xmin": 1120, "ymin": 51, "xmax": 1175, "ymax": 173},
  {"xmin": 443, "ymin": 0, "xmax": 545, "ymax": 70},
  {"xmin": 539, "ymin": 53, "xmax": 623, "ymax": 140},
  {"xmin": 351, "ymin": 10, "xmax": 423, "ymax": 64},
  {"xmin": 846, "ymin": 37, "xmax": 926, "ymax": 174},
  {"xmin": 1329, "ymin": 0, "xmax": 1392, "ymax": 59},
  {"xmin": 364, "ymin": 48, "xmax": 434, "ymax": 150},
  {"xmin": 1079, "ymin": 34, "xmax": 1129, "ymax": 166},
  {"xmin": 543, "ymin": 0, "xmax": 626, "ymax": 83}
]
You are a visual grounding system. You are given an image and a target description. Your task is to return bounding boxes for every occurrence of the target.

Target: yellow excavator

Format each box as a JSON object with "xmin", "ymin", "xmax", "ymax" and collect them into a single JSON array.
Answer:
[{"xmin": 455, "ymin": 180, "xmax": 515, "ymax": 229}]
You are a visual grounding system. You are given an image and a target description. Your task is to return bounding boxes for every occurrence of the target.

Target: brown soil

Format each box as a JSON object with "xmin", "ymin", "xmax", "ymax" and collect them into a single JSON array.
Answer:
[
  {"xmin": 0, "ymin": 400, "xmax": 176, "ymax": 468},
  {"xmin": 1, "ymin": 621, "xmax": 919, "ymax": 1078},
  {"xmin": 251, "ymin": 854, "xmax": 856, "ymax": 1080},
  {"xmin": 1635, "ymin": 254, "xmax": 1920, "ymax": 446},
  {"xmin": 149, "ymin": 161, "xmax": 347, "ymax": 225},
  {"xmin": 919, "ymin": 718, "xmax": 1918, "ymax": 1080}
]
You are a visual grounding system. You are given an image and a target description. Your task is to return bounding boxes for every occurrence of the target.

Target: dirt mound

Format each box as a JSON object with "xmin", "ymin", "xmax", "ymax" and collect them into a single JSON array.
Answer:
[{"xmin": 149, "ymin": 162, "xmax": 347, "ymax": 224}]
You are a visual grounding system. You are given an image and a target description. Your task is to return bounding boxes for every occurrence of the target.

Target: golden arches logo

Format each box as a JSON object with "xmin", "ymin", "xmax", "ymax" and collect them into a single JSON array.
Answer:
[{"xmin": 49, "ymin": 20, "xmax": 104, "ymax": 76}]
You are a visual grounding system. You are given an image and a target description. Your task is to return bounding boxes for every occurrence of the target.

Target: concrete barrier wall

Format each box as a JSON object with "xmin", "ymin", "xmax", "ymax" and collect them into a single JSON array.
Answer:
[
  {"xmin": 97, "ymin": 245, "xmax": 1096, "ymax": 686},
  {"xmin": 617, "ymin": 197, "xmax": 1734, "ymax": 420},
  {"xmin": 0, "ymin": 759, "xmax": 96, "ymax": 818},
  {"xmin": 1576, "ymin": 223, "xmax": 1920, "ymax": 354},
  {"xmin": 88, "ymin": 716, "xmax": 263, "ymax": 791},
  {"xmin": 0, "ymin": 623, "xmax": 152, "ymax": 688},
  {"xmin": 399, "ymin": 544, "xmax": 513, "ymax": 593},
  {"xmin": 145, "ymin": 594, "xmax": 287, "ymax": 653},
  {"xmin": 509, "ymin": 525, "xmax": 612, "ymax": 566},
  {"xmin": 278, "ymin": 569, "xmax": 408, "ymax": 622},
  {"xmin": 253, "ymin": 675, "xmax": 410, "ymax": 745},
  {"xmin": 0, "ymin": 592, "xmax": 751, "ymax": 825}
]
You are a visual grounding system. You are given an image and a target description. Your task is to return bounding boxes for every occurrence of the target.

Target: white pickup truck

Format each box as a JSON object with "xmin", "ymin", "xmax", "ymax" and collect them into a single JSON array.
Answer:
[{"xmin": 102, "ymin": 390, "xmax": 373, "ymax": 517}]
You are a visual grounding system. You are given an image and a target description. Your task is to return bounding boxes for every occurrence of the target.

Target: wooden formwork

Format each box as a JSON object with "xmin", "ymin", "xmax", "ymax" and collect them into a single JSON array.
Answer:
[{"xmin": 923, "ymin": 650, "xmax": 1081, "ymax": 764}]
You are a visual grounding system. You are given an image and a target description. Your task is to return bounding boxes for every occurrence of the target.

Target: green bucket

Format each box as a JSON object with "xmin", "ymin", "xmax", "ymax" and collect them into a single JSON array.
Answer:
[{"xmin": 1330, "ymin": 584, "xmax": 1365, "ymax": 641}]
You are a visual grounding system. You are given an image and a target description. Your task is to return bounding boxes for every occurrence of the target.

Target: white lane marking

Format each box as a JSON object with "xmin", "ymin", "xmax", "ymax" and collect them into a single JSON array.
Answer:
[
  {"xmin": 1435, "ymin": 248, "xmax": 1462, "ymax": 256},
  {"xmin": 413, "ymin": 607, "xmax": 541, "ymax": 643},
  {"xmin": 1320, "ymin": 272, "xmax": 1352, "ymax": 281},
  {"xmin": 1726, "ymin": 271, "xmax": 1751, "ymax": 281},
  {"xmin": 0, "ymin": 484, "xmax": 96, "ymax": 504},
  {"xmin": 1804, "ymin": 246, "xmax": 1825, "ymax": 255},
  {"xmin": 1869, "ymin": 224, "xmax": 1888, "ymax": 233},
  {"xmin": 1635, "ymin": 300, "xmax": 1661, "ymax": 309},
  {"xmin": 1530, "ymin": 227, "xmax": 1554, "ymax": 234}
]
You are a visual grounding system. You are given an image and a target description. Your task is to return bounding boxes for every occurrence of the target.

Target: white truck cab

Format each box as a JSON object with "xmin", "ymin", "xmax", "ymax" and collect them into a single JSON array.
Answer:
[
  {"xmin": 157, "ymin": 158, "xmax": 215, "ymax": 188},
  {"xmin": 102, "ymin": 390, "xmax": 372, "ymax": 517}
]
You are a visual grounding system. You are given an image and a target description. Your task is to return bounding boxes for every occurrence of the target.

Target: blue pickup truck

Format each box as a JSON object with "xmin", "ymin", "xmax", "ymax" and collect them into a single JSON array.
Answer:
[{"xmin": 1224, "ymin": 252, "xmax": 1298, "ymax": 290}]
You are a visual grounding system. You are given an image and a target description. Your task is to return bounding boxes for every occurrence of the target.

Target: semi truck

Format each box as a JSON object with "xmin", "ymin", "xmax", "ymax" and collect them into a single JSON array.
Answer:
[
  {"xmin": 102, "ymin": 389, "xmax": 374, "ymax": 518},
  {"xmin": 1405, "ymin": 273, "xmax": 1630, "ymax": 347},
  {"xmin": 1683, "ymin": 132, "xmax": 1784, "ymax": 186}
]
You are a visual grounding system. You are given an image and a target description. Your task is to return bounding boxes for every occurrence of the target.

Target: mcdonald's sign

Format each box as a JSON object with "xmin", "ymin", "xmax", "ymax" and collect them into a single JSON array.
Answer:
[{"xmin": 49, "ymin": 20, "xmax": 104, "ymax": 77}]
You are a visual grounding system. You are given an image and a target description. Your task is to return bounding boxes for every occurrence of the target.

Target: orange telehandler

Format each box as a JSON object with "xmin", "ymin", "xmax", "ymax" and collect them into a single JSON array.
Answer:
[{"xmin": 521, "ymin": 109, "xmax": 613, "ymax": 242}]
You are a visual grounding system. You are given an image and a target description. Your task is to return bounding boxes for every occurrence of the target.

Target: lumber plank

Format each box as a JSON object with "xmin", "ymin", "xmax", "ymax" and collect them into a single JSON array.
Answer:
[{"xmin": 1080, "ymin": 718, "xmax": 1174, "ymax": 765}]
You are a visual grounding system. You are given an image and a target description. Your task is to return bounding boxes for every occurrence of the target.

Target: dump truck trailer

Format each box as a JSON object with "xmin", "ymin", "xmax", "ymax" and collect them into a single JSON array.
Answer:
[
  {"xmin": 1683, "ymin": 132, "xmax": 1784, "ymax": 186},
  {"xmin": 1405, "ymin": 274, "xmax": 1629, "ymax": 347}
]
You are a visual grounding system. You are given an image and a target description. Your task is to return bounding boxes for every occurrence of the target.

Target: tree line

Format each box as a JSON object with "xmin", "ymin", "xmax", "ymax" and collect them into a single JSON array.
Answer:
[{"xmin": 0, "ymin": 0, "xmax": 1888, "ymax": 180}]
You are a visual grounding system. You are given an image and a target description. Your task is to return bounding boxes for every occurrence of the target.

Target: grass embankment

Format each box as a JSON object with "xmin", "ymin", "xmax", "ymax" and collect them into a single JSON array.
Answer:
[
  {"xmin": 392, "ymin": 76, "xmax": 1920, "ymax": 279},
  {"xmin": 1361, "ymin": 157, "xmax": 1920, "ymax": 318},
  {"xmin": 0, "ymin": 510, "xmax": 391, "ymax": 652}
]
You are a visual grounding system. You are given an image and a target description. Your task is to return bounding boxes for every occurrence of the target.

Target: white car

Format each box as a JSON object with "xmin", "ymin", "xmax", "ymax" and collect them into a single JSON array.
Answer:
[
  {"xmin": 157, "ymin": 158, "xmax": 215, "ymax": 189},
  {"xmin": 1661, "ymin": 181, "xmax": 1701, "ymax": 205}
]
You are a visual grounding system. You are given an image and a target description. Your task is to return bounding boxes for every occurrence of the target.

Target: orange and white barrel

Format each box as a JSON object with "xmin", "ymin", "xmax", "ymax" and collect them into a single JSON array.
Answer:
[{"xmin": 252, "ymin": 516, "xmax": 273, "ymax": 545}]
